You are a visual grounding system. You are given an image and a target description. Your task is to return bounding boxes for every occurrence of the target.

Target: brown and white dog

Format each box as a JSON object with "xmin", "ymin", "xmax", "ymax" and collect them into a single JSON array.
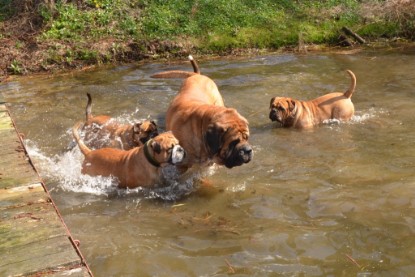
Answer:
[
  {"xmin": 73, "ymin": 122, "xmax": 185, "ymax": 189},
  {"xmin": 269, "ymin": 70, "xmax": 357, "ymax": 129},
  {"xmin": 82, "ymin": 93, "xmax": 158, "ymax": 150},
  {"xmin": 151, "ymin": 56, "xmax": 253, "ymax": 172}
]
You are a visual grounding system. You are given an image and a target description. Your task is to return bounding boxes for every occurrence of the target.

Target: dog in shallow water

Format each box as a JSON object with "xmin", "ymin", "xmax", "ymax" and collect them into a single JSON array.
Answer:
[
  {"xmin": 73, "ymin": 121, "xmax": 185, "ymax": 189},
  {"xmin": 81, "ymin": 93, "xmax": 158, "ymax": 150},
  {"xmin": 151, "ymin": 55, "xmax": 253, "ymax": 172},
  {"xmin": 269, "ymin": 70, "xmax": 357, "ymax": 129}
]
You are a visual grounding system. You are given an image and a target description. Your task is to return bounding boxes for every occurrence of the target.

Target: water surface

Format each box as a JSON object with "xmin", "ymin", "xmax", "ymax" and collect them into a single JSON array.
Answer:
[{"xmin": 2, "ymin": 49, "xmax": 415, "ymax": 276}]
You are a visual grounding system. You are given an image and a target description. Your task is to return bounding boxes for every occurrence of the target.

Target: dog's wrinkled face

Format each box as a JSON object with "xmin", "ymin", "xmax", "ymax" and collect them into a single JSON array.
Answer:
[
  {"xmin": 269, "ymin": 97, "xmax": 297, "ymax": 126},
  {"xmin": 133, "ymin": 120, "xmax": 159, "ymax": 145},
  {"xmin": 150, "ymin": 132, "xmax": 185, "ymax": 166},
  {"xmin": 205, "ymin": 109, "xmax": 253, "ymax": 168}
]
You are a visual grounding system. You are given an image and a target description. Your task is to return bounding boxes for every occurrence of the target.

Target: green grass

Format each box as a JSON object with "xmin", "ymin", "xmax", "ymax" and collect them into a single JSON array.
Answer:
[
  {"xmin": 358, "ymin": 22, "xmax": 401, "ymax": 38},
  {"xmin": 0, "ymin": 0, "xmax": 14, "ymax": 21},
  {"xmin": 38, "ymin": 0, "xmax": 414, "ymax": 50},
  {"xmin": 2, "ymin": 0, "xmax": 414, "ymax": 74}
]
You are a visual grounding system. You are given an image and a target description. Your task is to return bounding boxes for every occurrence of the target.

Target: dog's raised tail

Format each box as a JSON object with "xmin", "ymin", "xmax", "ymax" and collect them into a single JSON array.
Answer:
[
  {"xmin": 188, "ymin": 55, "xmax": 200, "ymax": 74},
  {"xmin": 72, "ymin": 121, "xmax": 91, "ymax": 156},
  {"xmin": 151, "ymin": 55, "xmax": 200, "ymax": 79},
  {"xmin": 86, "ymin": 93, "xmax": 92, "ymax": 122},
  {"xmin": 344, "ymin": 70, "xmax": 356, "ymax": 99}
]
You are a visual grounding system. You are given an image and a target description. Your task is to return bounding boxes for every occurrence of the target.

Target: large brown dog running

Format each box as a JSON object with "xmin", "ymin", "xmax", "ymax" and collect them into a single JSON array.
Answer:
[
  {"xmin": 269, "ymin": 70, "xmax": 357, "ymax": 129},
  {"xmin": 151, "ymin": 56, "xmax": 253, "ymax": 171},
  {"xmin": 83, "ymin": 93, "xmax": 158, "ymax": 150},
  {"xmin": 73, "ymin": 122, "xmax": 185, "ymax": 189}
]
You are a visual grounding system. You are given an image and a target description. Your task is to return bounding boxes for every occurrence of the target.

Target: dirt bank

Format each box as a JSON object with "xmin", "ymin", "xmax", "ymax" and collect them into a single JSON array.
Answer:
[{"xmin": 1, "ymin": 0, "xmax": 414, "ymax": 81}]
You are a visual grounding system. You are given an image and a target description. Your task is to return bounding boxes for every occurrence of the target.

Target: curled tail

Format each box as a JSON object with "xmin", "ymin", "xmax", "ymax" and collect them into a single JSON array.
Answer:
[
  {"xmin": 151, "ymin": 55, "xmax": 200, "ymax": 79},
  {"xmin": 72, "ymin": 121, "xmax": 91, "ymax": 156},
  {"xmin": 189, "ymin": 55, "xmax": 200, "ymax": 74},
  {"xmin": 86, "ymin": 93, "xmax": 92, "ymax": 122},
  {"xmin": 344, "ymin": 70, "xmax": 356, "ymax": 99}
]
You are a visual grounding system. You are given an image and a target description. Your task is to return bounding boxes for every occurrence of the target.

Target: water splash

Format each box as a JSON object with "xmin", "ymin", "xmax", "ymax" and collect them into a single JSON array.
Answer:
[
  {"xmin": 351, "ymin": 107, "xmax": 388, "ymax": 124},
  {"xmin": 322, "ymin": 118, "xmax": 341, "ymax": 125},
  {"xmin": 25, "ymin": 140, "xmax": 117, "ymax": 196},
  {"xmin": 24, "ymin": 140, "xmax": 214, "ymax": 200},
  {"xmin": 322, "ymin": 107, "xmax": 387, "ymax": 126}
]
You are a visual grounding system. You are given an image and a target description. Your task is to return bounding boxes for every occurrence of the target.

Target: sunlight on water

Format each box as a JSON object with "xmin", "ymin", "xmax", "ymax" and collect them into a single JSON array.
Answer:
[
  {"xmin": 4, "ymin": 51, "xmax": 415, "ymax": 276},
  {"xmin": 227, "ymin": 182, "xmax": 247, "ymax": 192}
]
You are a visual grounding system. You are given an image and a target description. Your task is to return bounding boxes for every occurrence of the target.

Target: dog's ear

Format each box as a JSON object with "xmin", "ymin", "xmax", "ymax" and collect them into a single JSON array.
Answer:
[
  {"xmin": 151, "ymin": 140, "xmax": 161, "ymax": 154},
  {"xmin": 269, "ymin": 97, "xmax": 276, "ymax": 108},
  {"xmin": 205, "ymin": 123, "xmax": 225, "ymax": 155},
  {"xmin": 289, "ymin": 100, "xmax": 296, "ymax": 113},
  {"xmin": 133, "ymin": 122, "xmax": 143, "ymax": 133},
  {"xmin": 150, "ymin": 120, "xmax": 157, "ymax": 127}
]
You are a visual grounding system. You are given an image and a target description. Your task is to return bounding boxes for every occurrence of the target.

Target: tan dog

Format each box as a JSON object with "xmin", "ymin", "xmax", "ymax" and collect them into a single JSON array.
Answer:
[
  {"xmin": 73, "ymin": 122, "xmax": 185, "ymax": 189},
  {"xmin": 83, "ymin": 93, "xmax": 158, "ymax": 150},
  {"xmin": 269, "ymin": 70, "xmax": 357, "ymax": 128},
  {"xmin": 152, "ymin": 55, "xmax": 252, "ymax": 171}
]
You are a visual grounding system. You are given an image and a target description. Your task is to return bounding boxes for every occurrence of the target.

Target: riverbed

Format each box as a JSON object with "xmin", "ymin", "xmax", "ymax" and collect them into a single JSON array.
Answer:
[{"xmin": 2, "ymin": 49, "xmax": 415, "ymax": 276}]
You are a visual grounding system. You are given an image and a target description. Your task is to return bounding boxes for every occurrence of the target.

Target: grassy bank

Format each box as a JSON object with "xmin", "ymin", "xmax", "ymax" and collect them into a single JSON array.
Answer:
[{"xmin": 1, "ymin": 0, "xmax": 414, "ymax": 77}]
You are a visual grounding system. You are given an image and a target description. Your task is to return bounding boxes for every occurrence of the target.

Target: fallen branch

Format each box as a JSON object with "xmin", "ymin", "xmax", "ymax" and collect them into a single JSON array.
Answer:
[
  {"xmin": 338, "ymin": 34, "xmax": 354, "ymax": 47},
  {"xmin": 342, "ymin": 27, "xmax": 366, "ymax": 44}
]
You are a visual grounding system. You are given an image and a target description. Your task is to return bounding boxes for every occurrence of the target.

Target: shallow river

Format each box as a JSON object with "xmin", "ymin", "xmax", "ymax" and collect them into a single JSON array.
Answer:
[{"xmin": 2, "ymin": 48, "xmax": 415, "ymax": 276}]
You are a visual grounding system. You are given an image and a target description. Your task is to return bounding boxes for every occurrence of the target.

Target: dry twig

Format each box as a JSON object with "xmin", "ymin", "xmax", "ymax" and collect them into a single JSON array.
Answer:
[{"xmin": 345, "ymin": 253, "xmax": 362, "ymax": 269}]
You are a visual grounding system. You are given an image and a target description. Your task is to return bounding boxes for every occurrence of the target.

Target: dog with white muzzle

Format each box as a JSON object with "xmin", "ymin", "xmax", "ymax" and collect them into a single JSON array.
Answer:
[{"xmin": 73, "ymin": 122, "xmax": 185, "ymax": 189}]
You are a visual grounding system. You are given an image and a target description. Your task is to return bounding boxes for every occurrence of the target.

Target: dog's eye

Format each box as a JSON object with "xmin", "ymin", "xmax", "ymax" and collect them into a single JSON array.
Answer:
[
  {"xmin": 229, "ymin": 139, "xmax": 240, "ymax": 149},
  {"xmin": 278, "ymin": 106, "xmax": 285, "ymax": 111}
]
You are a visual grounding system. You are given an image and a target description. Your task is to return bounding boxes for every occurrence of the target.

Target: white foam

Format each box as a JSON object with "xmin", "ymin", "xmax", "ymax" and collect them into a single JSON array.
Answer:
[
  {"xmin": 24, "ymin": 139, "xmax": 212, "ymax": 200},
  {"xmin": 322, "ymin": 118, "xmax": 341, "ymax": 125},
  {"xmin": 25, "ymin": 140, "xmax": 117, "ymax": 196},
  {"xmin": 322, "ymin": 107, "xmax": 386, "ymax": 127},
  {"xmin": 227, "ymin": 182, "xmax": 247, "ymax": 192},
  {"xmin": 351, "ymin": 107, "xmax": 387, "ymax": 124}
]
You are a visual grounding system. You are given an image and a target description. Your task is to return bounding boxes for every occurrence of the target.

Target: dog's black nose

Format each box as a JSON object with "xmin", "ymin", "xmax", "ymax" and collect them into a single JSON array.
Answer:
[
  {"xmin": 224, "ymin": 144, "xmax": 253, "ymax": 168},
  {"xmin": 239, "ymin": 145, "xmax": 253, "ymax": 163},
  {"xmin": 269, "ymin": 109, "xmax": 277, "ymax": 121},
  {"xmin": 177, "ymin": 146, "xmax": 185, "ymax": 157}
]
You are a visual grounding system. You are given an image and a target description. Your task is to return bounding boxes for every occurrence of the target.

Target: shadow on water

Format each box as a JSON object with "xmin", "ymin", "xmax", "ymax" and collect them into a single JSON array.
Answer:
[{"xmin": 2, "ymin": 50, "xmax": 415, "ymax": 276}]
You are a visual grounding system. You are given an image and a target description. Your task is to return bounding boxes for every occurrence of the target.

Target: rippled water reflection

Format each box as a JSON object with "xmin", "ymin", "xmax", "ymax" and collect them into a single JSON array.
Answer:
[{"xmin": 2, "ymin": 48, "xmax": 415, "ymax": 276}]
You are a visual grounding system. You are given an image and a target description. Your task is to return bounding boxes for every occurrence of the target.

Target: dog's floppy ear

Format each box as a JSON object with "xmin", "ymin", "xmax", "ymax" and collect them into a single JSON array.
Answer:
[
  {"xmin": 269, "ymin": 97, "xmax": 276, "ymax": 108},
  {"xmin": 205, "ymin": 123, "xmax": 226, "ymax": 155},
  {"xmin": 289, "ymin": 100, "xmax": 297, "ymax": 114}
]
